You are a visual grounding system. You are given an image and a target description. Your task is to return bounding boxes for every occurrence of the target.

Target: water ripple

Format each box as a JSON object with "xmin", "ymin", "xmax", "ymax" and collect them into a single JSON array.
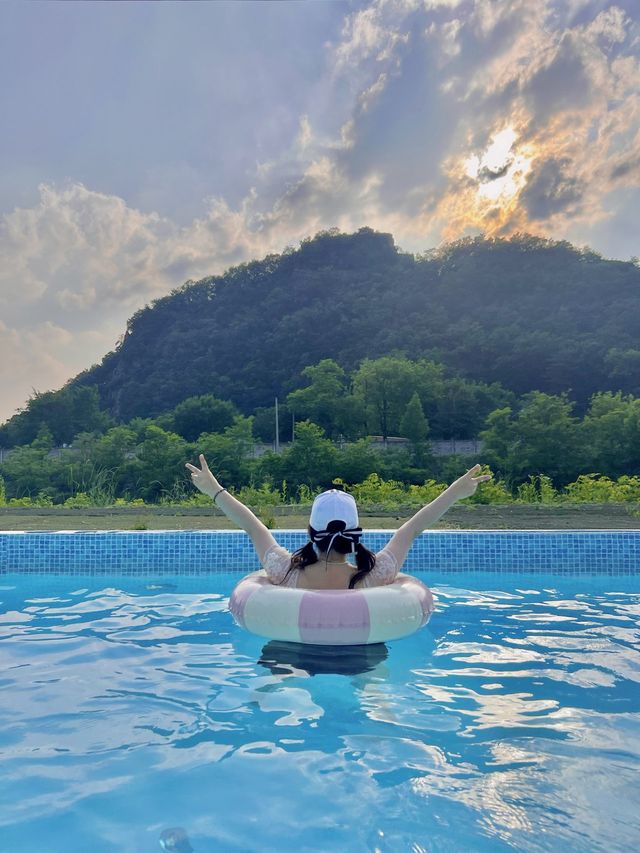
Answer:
[{"xmin": 0, "ymin": 575, "xmax": 639, "ymax": 852}]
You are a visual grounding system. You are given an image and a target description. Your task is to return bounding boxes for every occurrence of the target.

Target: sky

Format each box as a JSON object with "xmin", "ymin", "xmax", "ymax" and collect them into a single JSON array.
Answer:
[{"xmin": 0, "ymin": 0, "xmax": 639, "ymax": 425}]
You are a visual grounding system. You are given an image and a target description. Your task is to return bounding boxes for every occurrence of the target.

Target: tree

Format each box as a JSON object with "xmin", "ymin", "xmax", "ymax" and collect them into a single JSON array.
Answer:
[
  {"xmin": 352, "ymin": 357, "xmax": 417, "ymax": 440},
  {"xmin": 252, "ymin": 402, "xmax": 294, "ymax": 444},
  {"xmin": 433, "ymin": 377, "xmax": 514, "ymax": 438},
  {"xmin": 259, "ymin": 421, "xmax": 338, "ymax": 491},
  {"xmin": 0, "ymin": 439, "xmax": 56, "ymax": 499},
  {"xmin": 196, "ymin": 416, "xmax": 256, "ymax": 488},
  {"xmin": 136, "ymin": 425, "xmax": 190, "ymax": 501},
  {"xmin": 400, "ymin": 393, "xmax": 429, "ymax": 444},
  {"xmin": 287, "ymin": 359, "xmax": 349, "ymax": 439},
  {"xmin": 580, "ymin": 392, "xmax": 640, "ymax": 478},
  {"xmin": 479, "ymin": 407, "xmax": 518, "ymax": 479},
  {"xmin": 336, "ymin": 440, "xmax": 381, "ymax": 484},
  {"xmin": 400, "ymin": 392, "xmax": 431, "ymax": 466},
  {"xmin": 32, "ymin": 424, "xmax": 54, "ymax": 451},
  {"xmin": 79, "ymin": 427, "xmax": 140, "ymax": 497},
  {"xmin": 480, "ymin": 392, "xmax": 584, "ymax": 486},
  {"xmin": 604, "ymin": 348, "xmax": 640, "ymax": 395},
  {"xmin": 170, "ymin": 395, "xmax": 239, "ymax": 441},
  {"xmin": 0, "ymin": 386, "xmax": 112, "ymax": 447},
  {"xmin": 409, "ymin": 360, "xmax": 446, "ymax": 423}
]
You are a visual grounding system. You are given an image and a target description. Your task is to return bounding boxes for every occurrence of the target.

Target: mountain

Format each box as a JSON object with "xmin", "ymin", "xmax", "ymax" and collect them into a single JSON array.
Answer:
[{"xmin": 11, "ymin": 228, "xmax": 640, "ymax": 430}]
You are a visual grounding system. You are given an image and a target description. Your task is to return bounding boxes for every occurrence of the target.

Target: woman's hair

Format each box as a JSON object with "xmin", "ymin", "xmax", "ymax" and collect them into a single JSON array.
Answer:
[{"xmin": 280, "ymin": 520, "xmax": 376, "ymax": 589}]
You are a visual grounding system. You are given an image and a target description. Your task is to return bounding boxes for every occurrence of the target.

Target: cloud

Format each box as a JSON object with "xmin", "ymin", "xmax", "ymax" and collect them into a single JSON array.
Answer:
[
  {"xmin": 332, "ymin": 1, "xmax": 411, "ymax": 74},
  {"xmin": 523, "ymin": 32, "xmax": 594, "ymax": 122},
  {"xmin": 520, "ymin": 158, "xmax": 584, "ymax": 219},
  {"xmin": 0, "ymin": 318, "xmax": 117, "ymax": 422},
  {"xmin": 297, "ymin": 115, "xmax": 313, "ymax": 151},
  {"xmin": 1, "ymin": 184, "xmax": 168, "ymax": 322},
  {"xmin": 399, "ymin": 1, "xmax": 639, "ymax": 240},
  {"xmin": 0, "ymin": 183, "xmax": 289, "ymax": 421},
  {"xmin": 609, "ymin": 149, "xmax": 640, "ymax": 181},
  {"xmin": 250, "ymin": 0, "xmax": 639, "ymax": 249},
  {"xmin": 0, "ymin": 182, "xmax": 285, "ymax": 328}
]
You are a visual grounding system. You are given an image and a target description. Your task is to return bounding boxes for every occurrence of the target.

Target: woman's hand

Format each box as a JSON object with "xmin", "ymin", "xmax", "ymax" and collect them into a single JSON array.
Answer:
[
  {"xmin": 449, "ymin": 463, "xmax": 492, "ymax": 501},
  {"xmin": 186, "ymin": 453, "xmax": 278, "ymax": 561},
  {"xmin": 185, "ymin": 454, "xmax": 221, "ymax": 498}
]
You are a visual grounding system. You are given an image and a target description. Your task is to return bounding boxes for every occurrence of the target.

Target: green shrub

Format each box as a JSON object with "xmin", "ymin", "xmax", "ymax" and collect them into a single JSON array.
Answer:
[
  {"xmin": 350, "ymin": 473, "xmax": 407, "ymax": 506},
  {"xmin": 6, "ymin": 492, "xmax": 54, "ymax": 508},
  {"xmin": 612, "ymin": 475, "xmax": 640, "ymax": 502},
  {"xmin": 466, "ymin": 475, "xmax": 515, "ymax": 504},
  {"xmin": 236, "ymin": 481, "xmax": 283, "ymax": 506},
  {"xmin": 515, "ymin": 474, "xmax": 559, "ymax": 504},
  {"xmin": 6, "ymin": 497, "xmax": 36, "ymax": 507},
  {"xmin": 297, "ymin": 483, "xmax": 315, "ymax": 504},
  {"xmin": 345, "ymin": 468, "xmax": 513, "ymax": 509},
  {"xmin": 63, "ymin": 492, "xmax": 93, "ymax": 508},
  {"xmin": 406, "ymin": 479, "xmax": 447, "ymax": 505},
  {"xmin": 561, "ymin": 473, "xmax": 640, "ymax": 502},
  {"xmin": 167, "ymin": 492, "xmax": 213, "ymax": 507}
]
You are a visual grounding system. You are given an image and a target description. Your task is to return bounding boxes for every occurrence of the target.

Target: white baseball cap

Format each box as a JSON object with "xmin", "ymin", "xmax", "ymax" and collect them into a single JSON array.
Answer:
[{"xmin": 310, "ymin": 489, "xmax": 359, "ymax": 532}]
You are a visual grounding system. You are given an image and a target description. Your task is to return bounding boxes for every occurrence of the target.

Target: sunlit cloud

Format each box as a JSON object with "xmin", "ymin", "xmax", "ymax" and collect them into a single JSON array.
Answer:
[{"xmin": 464, "ymin": 127, "xmax": 534, "ymax": 202}]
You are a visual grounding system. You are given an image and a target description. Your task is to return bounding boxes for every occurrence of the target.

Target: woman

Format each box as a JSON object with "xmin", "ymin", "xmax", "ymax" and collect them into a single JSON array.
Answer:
[{"xmin": 185, "ymin": 455, "xmax": 491, "ymax": 590}]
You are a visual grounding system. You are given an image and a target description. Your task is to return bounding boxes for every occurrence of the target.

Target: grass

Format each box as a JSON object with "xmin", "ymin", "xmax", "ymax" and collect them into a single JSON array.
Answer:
[{"xmin": 1, "ymin": 502, "xmax": 640, "ymax": 530}]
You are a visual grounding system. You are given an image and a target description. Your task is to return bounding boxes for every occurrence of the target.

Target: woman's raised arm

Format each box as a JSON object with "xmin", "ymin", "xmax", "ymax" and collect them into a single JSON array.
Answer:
[
  {"xmin": 383, "ymin": 464, "xmax": 492, "ymax": 570},
  {"xmin": 185, "ymin": 454, "xmax": 278, "ymax": 562}
]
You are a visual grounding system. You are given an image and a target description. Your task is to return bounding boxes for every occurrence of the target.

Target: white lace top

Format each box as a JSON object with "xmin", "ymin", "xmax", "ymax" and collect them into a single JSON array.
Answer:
[{"xmin": 261, "ymin": 544, "xmax": 399, "ymax": 589}]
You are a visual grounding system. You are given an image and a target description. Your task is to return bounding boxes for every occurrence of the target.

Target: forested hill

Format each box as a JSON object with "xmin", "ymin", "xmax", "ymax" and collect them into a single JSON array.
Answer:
[{"xmin": 33, "ymin": 229, "xmax": 640, "ymax": 424}]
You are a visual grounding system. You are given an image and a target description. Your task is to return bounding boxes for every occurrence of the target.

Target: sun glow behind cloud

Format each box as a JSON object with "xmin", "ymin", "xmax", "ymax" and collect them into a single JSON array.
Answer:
[
  {"xmin": 438, "ymin": 124, "xmax": 539, "ymax": 237},
  {"xmin": 464, "ymin": 127, "xmax": 534, "ymax": 202}
]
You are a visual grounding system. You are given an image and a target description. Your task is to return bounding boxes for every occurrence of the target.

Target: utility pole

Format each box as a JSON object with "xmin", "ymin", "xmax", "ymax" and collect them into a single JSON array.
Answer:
[
  {"xmin": 291, "ymin": 411, "xmax": 295, "ymax": 442},
  {"xmin": 275, "ymin": 397, "xmax": 280, "ymax": 453}
]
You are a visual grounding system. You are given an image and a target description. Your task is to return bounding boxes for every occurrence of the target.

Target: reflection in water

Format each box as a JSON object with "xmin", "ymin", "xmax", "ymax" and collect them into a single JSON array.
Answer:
[
  {"xmin": 258, "ymin": 640, "xmax": 389, "ymax": 677},
  {"xmin": 159, "ymin": 826, "xmax": 194, "ymax": 851}
]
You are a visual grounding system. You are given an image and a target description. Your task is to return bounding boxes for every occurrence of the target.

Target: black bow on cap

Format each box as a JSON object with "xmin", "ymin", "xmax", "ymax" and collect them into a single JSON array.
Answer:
[{"xmin": 311, "ymin": 520, "xmax": 363, "ymax": 553}]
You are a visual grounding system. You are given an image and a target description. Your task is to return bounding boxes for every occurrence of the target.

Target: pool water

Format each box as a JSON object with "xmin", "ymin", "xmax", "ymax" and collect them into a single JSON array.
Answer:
[{"xmin": 1, "ymin": 572, "xmax": 639, "ymax": 853}]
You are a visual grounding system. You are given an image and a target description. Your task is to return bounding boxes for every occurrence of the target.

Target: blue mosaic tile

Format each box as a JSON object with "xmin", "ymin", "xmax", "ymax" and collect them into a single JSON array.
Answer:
[{"xmin": 0, "ymin": 529, "xmax": 639, "ymax": 576}]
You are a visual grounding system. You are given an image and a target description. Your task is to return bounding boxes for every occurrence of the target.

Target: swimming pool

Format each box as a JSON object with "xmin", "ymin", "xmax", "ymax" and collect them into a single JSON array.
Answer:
[{"xmin": 1, "ymin": 560, "xmax": 639, "ymax": 852}]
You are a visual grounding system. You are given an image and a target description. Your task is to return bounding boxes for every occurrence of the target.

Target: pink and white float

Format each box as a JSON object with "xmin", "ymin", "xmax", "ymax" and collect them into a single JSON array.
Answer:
[{"xmin": 229, "ymin": 572, "xmax": 434, "ymax": 645}]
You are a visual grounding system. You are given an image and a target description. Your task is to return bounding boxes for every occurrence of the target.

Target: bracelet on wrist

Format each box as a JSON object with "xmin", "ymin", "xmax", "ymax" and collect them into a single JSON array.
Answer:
[{"xmin": 213, "ymin": 487, "xmax": 227, "ymax": 503}]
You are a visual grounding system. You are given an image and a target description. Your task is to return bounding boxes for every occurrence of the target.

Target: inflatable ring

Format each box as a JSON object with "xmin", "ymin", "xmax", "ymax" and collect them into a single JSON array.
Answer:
[{"xmin": 229, "ymin": 571, "xmax": 434, "ymax": 645}]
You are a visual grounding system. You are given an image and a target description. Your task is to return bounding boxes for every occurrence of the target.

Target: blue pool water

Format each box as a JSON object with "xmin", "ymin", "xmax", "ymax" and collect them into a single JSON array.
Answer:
[{"xmin": 1, "ymin": 571, "xmax": 639, "ymax": 853}]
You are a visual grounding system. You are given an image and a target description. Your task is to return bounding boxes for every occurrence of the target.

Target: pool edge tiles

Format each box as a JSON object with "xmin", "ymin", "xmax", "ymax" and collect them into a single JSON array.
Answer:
[{"xmin": 1, "ymin": 529, "xmax": 639, "ymax": 576}]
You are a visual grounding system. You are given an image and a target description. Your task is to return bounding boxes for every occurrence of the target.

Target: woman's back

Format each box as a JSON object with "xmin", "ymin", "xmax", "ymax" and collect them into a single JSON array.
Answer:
[{"xmin": 262, "ymin": 543, "xmax": 398, "ymax": 590}]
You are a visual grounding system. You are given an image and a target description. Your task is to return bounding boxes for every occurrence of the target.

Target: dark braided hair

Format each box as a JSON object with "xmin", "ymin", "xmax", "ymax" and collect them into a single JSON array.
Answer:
[{"xmin": 280, "ymin": 520, "xmax": 376, "ymax": 589}]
